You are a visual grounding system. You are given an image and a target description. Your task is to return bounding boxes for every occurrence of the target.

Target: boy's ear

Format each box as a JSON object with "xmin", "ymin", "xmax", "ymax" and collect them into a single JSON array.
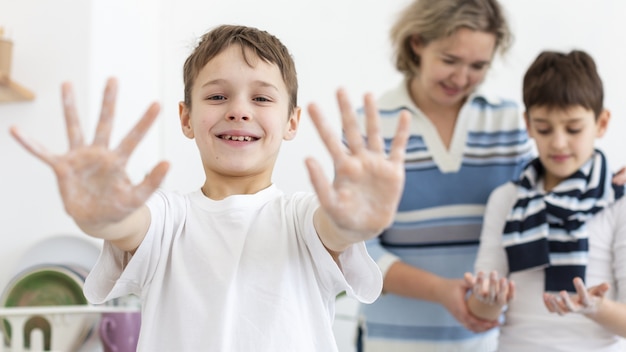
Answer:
[
  {"xmin": 179, "ymin": 101, "xmax": 195, "ymax": 139},
  {"xmin": 283, "ymin": 107, "xmax": 301, "ymax": 141},
  {"xmin": 596, "ymin": 109, "xmax": 611, "ymax": 138}
]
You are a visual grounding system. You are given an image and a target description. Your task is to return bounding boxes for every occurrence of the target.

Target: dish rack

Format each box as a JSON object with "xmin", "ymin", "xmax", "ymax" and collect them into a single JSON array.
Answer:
[{"xmin": 0, "ymin": 305, "xmax": 139, "ymax": 352}]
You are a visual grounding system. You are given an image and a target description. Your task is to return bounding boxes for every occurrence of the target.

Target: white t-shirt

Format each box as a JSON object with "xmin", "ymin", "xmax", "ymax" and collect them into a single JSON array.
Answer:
[
  {"xmin": 475, "ymin": 182, "xmax": 626, "ymax": 352},
  {"xmin": 84, "ymin": 185, "xmax": 383, "ymax": 351}
]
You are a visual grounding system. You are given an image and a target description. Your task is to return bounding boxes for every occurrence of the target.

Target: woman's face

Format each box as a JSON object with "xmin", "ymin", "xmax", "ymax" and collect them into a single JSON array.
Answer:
[{"xmin": 410, "ymin": 27, "xmax": 496, "ymax": 110}]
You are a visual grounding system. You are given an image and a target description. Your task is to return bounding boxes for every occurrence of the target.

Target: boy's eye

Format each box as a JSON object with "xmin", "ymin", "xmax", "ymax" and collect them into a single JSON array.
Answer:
[
  {"xmin": 536, "ymin": 129, "xmax": 551, "ymax": 135},
  {"xmin": 207, "ymin": 95, "xmax": 226, "ymax": 101},
  {"xmin": 442, "ymin": 59, "xmax": 455, "ymax": 65},
  {"xmin": 254, "ymin": 96, "xmax": 271, "ymax": 102},
  {"xmin": 567, "ymin": 128, "xmax": 582, "ymax": 134}
]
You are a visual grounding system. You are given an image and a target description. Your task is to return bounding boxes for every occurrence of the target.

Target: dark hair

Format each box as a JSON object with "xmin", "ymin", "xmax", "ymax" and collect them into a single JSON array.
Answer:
[
  {"xmin": 182, "ymin": 24, "xmax": 298, "ymax": 115},
  {"xmin": 523, "ymin": 50, "xmax": 603, "ymax": 117}
]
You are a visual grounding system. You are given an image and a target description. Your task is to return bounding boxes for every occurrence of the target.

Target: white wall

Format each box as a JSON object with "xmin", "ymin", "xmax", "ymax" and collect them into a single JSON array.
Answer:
[
  {"xmin": 0, "ymin": 0, "xmax": 163, "ymax": 289},
  {"xmin": 1, "ymin": 1, "xmax": 626, "ymax": 351}
]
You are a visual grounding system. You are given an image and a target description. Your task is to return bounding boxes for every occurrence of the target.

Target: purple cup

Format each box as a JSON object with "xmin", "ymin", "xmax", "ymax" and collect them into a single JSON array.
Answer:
[{"xmin": 99, "ymin": 311, "xmax": 141, "ymax": 352}]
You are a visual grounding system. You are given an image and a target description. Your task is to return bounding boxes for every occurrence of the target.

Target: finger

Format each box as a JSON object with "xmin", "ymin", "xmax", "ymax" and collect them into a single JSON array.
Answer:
[
  {"xmin": 612, "ymin": 167, "xmax": 626, "ymax": 185},
  {"xmin": 560, "ymin": 291, "xmax": 578, "ymax": 312},
  {"xmin": 488, "ymin": 271, "xmax": 499, "ymax": 303},
  {"xmin": 497, "ymin": 278, "xmax": 509, "ymax": 305},
  {"xmin": 115, "ymin": 102, "xmax": 161, "ymax": 163},
  {"xmin": 307, "ymin": 102, "xmax": 345, "ymax": 163},
  {"xmin": 543, "ymin": 293, "xmax": 557, "ymax": 313},
  {"xmin": 133, "ymin": 161, "xmax": 170, "ymax": 202},
  {"xmin": 550, "ymin": 295, "xmax": 567, "ymax": 315},
  {"xmin": 595, "ymin": 282, "xmax": 610, "ymax": 296},
  {"xmin": 463, "ymin": 272, "xmax": 476, "ymax": 286},
  {"xmin": 9, "ymin": 126, "xmax": 56, "ymax": 165},
  {"xmin": 508, "ymin": 280, "xmax": 516, "ymax": 301},
  {"xmin": 573, "ymin": 278, "xmax": 592, "ymax": 307},
  {"xmin": 337, "ymin": 89, "xmax": 365, "ymax": 154},
  {"xmin": 464, "ymin": 313, "xmax": 497, "ymax": 332},
  {"xmin": 362, "ymin": 92, "xmax": 383, "ymax": 153},
  {"xmin": 387, "ymin": 110, "xmax": 410, "ymax": 163},
  {"xmin": 62, "ymin": 81, "xmax": 85, "ymax": 149},
  {"xmin": 305, "ymin": 157, "xmax": 334, "ymax": 208},
  {"xmin": 93, "ymin": 77, "xmax": 118, "ymax": 147},
  {"xmin": 474, "ymin": 271, "xmax": 487, "ymax": 297}
]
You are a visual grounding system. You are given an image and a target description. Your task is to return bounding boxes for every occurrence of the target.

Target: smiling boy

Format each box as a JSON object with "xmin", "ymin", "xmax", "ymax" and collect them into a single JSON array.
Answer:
[{"xmin": 10, "ymin": 25, "xmax": 410, "ymax": 351}]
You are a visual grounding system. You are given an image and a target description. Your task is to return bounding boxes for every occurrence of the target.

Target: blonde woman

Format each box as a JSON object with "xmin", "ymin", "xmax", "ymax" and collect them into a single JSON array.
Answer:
[{"xmin": 357, "ymin": 0, "xmax": 533, "ymax": 351}]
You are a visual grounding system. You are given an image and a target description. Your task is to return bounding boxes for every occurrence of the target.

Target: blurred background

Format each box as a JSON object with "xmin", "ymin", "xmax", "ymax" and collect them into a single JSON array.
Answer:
[{"xmin": 1, "ymin": 1, "xmax": 625, "ymax": 351}]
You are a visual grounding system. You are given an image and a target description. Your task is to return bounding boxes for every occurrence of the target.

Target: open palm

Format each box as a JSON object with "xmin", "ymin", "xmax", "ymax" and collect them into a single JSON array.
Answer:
[
  {"xmin": 10, "ymin": 78, "xmax": 169, "ymax": 229},
  {"xmin": 306, "ymin": 89, "xmax": 410, "ymax": 241}
]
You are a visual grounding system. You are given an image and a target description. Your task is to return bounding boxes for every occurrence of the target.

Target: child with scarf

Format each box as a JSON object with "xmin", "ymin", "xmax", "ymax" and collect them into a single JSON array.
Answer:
[{"xmin": 464, "ymin": 50, "xmax": 626, "ymax": 351}]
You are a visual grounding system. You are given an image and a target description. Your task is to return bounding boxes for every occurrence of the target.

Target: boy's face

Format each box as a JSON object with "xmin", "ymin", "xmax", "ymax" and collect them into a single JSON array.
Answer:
[
  {"xmin": 525, "ymin": 105, "xmax": 610, "ymax": 191},
  {"xmin": 179, "ymin": 44, "xmax": 300, "ymax": 185}
]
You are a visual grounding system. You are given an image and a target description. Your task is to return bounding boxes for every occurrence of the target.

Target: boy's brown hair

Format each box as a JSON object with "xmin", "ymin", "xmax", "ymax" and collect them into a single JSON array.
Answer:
[
  {"xmin": 523, "ymin": 50, "xmax": 604, "ymax": 117},
  {"xmin": 182, "ymin": 24, "xmax": 298, "ymax": 115}
]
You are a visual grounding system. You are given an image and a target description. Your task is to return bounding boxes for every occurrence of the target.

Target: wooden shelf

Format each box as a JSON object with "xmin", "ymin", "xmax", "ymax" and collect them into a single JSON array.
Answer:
[{"xmin": 0, "ymin": 75, "xmax": 34, "ymax": 102}]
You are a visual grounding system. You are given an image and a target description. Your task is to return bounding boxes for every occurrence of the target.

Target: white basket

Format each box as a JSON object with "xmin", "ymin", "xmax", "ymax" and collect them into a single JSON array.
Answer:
[{"xmin": 0, "ymin": 306, "xmax": 138, "ymax": 352}]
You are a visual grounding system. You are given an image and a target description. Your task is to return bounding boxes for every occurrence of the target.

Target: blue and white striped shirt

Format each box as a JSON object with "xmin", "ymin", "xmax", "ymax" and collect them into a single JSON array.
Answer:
[{"xmin": 359, "ymin": 81, "xmax": 535, "ymax": 351}]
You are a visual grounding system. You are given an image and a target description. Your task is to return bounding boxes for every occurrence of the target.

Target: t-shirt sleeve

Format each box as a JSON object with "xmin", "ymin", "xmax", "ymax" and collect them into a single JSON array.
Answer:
[
  {"xmin": 83, "ymin": 190, "xmax": 185, "ymax": 304},
  {"xmin": 292, "ymin": 192, "xmax": 383, "ymax": 304}
]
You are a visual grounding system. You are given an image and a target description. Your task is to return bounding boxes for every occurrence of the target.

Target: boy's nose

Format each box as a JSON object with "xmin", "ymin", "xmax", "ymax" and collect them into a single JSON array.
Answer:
[
  {"xmin": 226, "ymin": 97, "xmax": 252, "ymax": 121},
  {"xmin": 228, "ymin": 114, "xmax": 250, "ymax": 121},
  {"xmin": 550, "ymin": 132, "xmax": 568, "ymax": 148}
]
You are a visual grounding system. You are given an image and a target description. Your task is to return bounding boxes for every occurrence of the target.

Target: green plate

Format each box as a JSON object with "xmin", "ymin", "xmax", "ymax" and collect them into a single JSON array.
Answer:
[{"xmin": 1, "ymin": 265, "xmax": 89, "ymax": 350}]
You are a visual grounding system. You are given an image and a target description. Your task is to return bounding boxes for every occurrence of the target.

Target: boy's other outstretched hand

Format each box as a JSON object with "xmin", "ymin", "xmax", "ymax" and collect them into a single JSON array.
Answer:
[
  {"xmin": 543, "ymin": 277, "xmax": 609, "ymax": 316},
  {"xmin": 9, "ymin": 78, "xmax": 169, "ymax": 235},
  {"xmin": 306, "ymin": 88, "xmax": 410, "ymax": 251}
]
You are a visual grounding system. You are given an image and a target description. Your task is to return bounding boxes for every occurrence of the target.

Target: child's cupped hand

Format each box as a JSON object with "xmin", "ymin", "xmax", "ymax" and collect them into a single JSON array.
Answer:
[
  {"xmin": 305, "ymin": 88, "xmax": 410, "ymax": 241},
  {"xmin": 543, "ymin": 277, "xmax": 610, "ymax": 316},
  {"xmin": 465, "ymin": 271, "xmax": 515, "ymax": 306},
  {"xmin": 10, "ymin": 78, "xmax": 169, "ymax": 230}
]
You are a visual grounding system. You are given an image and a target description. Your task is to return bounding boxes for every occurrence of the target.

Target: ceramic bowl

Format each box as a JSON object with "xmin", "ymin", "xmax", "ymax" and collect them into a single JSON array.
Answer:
[{"xmin": 0, "ymin": 264, "xmax": 96, "ymax": 351}]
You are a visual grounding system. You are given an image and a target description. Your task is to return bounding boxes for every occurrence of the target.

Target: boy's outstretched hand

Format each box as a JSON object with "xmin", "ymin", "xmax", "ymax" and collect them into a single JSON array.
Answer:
[
  {"xmin": 543, "ymin": 277, "xmax": 609, "ymax": 316},
  {"xmin": 306, "ymin": 88, "xmax": 410, "ymax": 253},
  {"xmin": 10, "ymin": 78, "xmax": 169, "ymax": 242}
]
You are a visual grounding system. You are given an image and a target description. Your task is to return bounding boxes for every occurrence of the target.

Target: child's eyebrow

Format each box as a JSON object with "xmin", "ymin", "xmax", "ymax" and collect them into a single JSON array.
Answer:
[
  {"xmin": 199, "ymin": 79, "xmax": 280, "ymax": 93},
  {"xmin": 199, "ymin": 79, "xmax": 226, "ymax": 89},
  {"xmin": 253, "ymin": 80, "xmax": 280, "ymax": 93}
]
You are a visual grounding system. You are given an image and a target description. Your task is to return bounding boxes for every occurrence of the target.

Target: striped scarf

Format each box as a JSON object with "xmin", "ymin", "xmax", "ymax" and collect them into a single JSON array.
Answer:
[{"xmin": 502, "ymin": 150, "xmax": 623, "ymax": 292}]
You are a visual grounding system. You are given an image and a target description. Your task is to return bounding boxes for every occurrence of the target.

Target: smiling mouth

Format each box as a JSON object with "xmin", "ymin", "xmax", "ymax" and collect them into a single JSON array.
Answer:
[{"xmin": 219, "ymin": 135, "xmax": 258, "ymax": 142}]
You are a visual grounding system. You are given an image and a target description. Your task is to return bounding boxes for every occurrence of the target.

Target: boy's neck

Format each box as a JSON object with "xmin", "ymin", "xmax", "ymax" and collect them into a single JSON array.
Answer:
[{"xmin": 200, "ymin": 176, "xmax": 273, "ymax": 200}]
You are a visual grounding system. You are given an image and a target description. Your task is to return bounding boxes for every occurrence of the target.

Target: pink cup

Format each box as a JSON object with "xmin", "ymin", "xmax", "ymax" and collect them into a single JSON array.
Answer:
[{"xmin": 99, "ymin": 311, "xmax": 141, "ymax": 352}]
